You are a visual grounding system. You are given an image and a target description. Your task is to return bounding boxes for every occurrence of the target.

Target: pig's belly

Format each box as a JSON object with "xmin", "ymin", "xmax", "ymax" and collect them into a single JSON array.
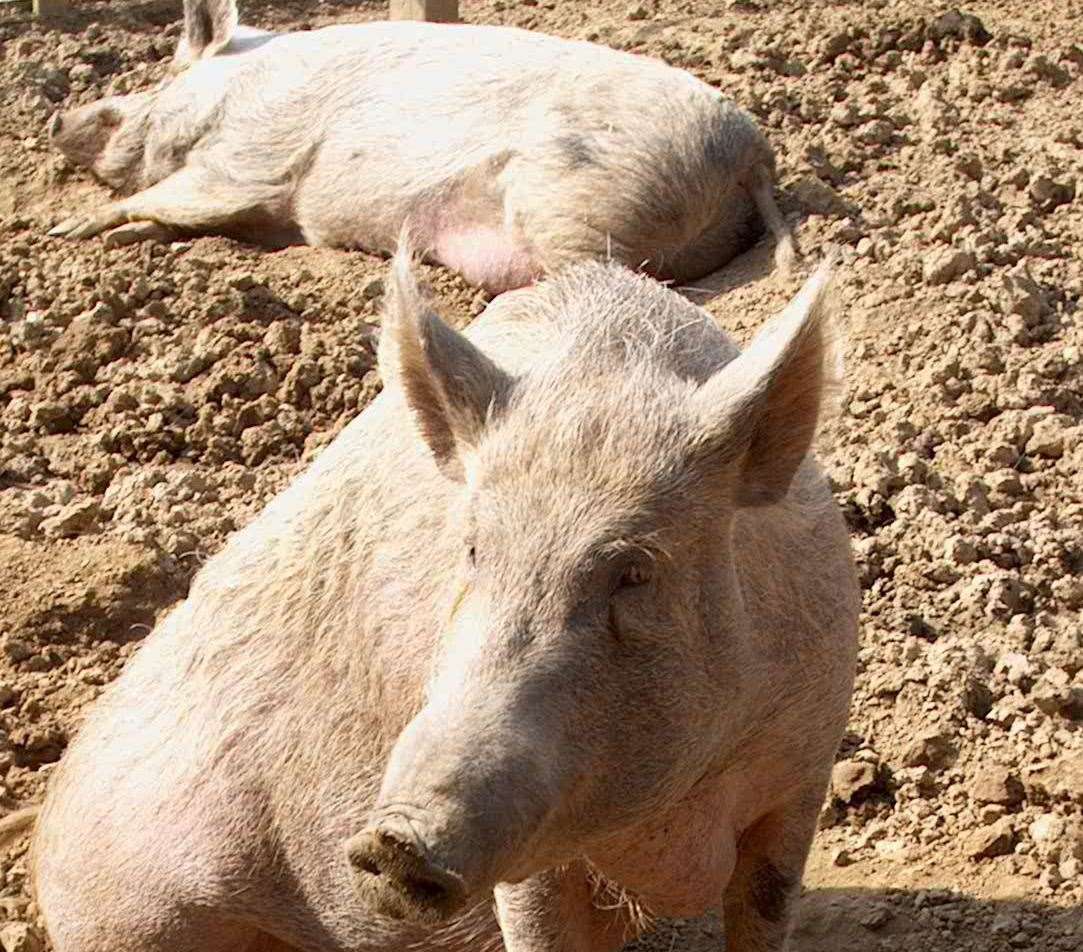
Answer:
[{"xmin": 431, "ymin": 223, "xmax": 539, "ymax": 293}]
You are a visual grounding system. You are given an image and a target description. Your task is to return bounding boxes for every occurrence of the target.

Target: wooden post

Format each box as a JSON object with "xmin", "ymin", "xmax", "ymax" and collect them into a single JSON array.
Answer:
[
  {"xmin": 32, "ymin": 0, "xmax": 67, "ymax": 14},
  {"xmin": 389, "ymin": 0, "xmax": 458, "ymax": 22}
]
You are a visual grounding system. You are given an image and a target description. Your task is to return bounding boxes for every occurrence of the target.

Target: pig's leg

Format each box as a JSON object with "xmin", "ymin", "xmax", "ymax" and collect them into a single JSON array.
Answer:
[
  {"xmin": 494, "ymin": 864, "xmax": 637, "ymax": 952},
  {"xmin": 48, "ymin": 164, "xmax": 273, "ymax": 242},
  {"xmin": 721, "ymin": 787, "xmax": 823, "ymax": 952}
]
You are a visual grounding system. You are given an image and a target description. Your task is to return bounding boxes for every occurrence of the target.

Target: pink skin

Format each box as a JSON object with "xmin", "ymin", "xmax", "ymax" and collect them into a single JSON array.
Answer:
[{"xmin": 432, "ymin": 225, "xmax": 540, "ymax": 293}]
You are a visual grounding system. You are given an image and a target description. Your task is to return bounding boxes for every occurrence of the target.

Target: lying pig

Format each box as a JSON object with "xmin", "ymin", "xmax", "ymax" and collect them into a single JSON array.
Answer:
[
  {"xmin": 30, "ymin": 248, "xmax": 857, "ymax": 952},
  {"xmin": 47, "ymin": 0, "xmax": 794, "ymax": 291}
]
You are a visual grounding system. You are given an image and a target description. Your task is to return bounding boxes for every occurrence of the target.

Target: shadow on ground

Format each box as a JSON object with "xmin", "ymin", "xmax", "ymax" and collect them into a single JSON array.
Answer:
[
  {"xmin": 626, "ymin": 888, "xmax": 1083, "ymax": 952},
  {"xmin": 675, "ymin": 232, "xmax": 782, "ymax": 307}
]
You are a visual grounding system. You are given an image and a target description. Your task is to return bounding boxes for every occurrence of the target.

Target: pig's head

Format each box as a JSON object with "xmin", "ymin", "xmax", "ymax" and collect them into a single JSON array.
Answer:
[
  {"xmin": 347, "ymin": 253, "xmax": 839, "ymax": 923},
  {"xmin": 48, "ymin": 93, "xmax": 155, "ymax": 192},
  {"xmin": 47, "ymin": 0, "xmax": 242, "ymax": 192}
]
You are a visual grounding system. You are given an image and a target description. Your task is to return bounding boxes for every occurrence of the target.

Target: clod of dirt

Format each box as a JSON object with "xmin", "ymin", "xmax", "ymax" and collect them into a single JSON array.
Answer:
[
  {"xmin": 971, "ymin": 767, "xmax": 1026, "ymax": 807},
  {"xmin": 832, "ymin": 758, "xmax": 879, "ymax": 803},
  {"xmin": 0, "ymin": 922, "xmax": 43, "ymax": 952},
  {"xmin": 2, "ymin": 1, "xmax": 1082, "ymax": 949},
  {"xmin": 965, "ymin": 818, "xmax": 1017, "ymax": 860}
]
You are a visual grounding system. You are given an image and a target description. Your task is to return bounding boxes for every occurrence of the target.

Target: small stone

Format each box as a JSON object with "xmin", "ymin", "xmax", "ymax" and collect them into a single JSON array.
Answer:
[
  {"xmin": 361, "ymin": 277, "xmax": 385, "ymax": 301},
  {"xmin": 965, "ymin": 818, "xmax": 1016, "ymax": 860},
  {"xmin": 0, "ymin": 922, "xmax": 43, "ymax": 952},
  {"xmin": 859, "ymin": 904, "xmax": 893, "ymax": 930},
  {"xmin": 831, "ymin": 759, "xmax": 878, "ymax": 803},
  {"xmin": 829, "ymin": 101, "xmax": 862, "ymax": 128},
  {"xmin": 626, "ymin": 4, "xmax": 649, "ymax": 20},
  {"xmin": 996, "ymin": 651, "xmax": 1033, "ymax": 685},
  {"xmin": 944, "ymin": 536, "xmax": 978, "ymax": 565},
  {"xmin": 29, "ymin": 400, "xmax": 75, "ymax": 434},
  {"xmin": 1051, "ymin": 577, "xmax": 1083, "ymax": 609},
  {"xmin": 68, "ymin": 63, "xmax": 96, "ymax": 85},
  {"xmin": 263, "ymin": 321, "xmax": 300, "ymax": 356},
  {"xmin": 792, "ymin": 176, "xmax": 850, "ymax": 216},
  {"xmin": 40, "ymin": 500, "xmax": 101, "ymax": 538},
  {"xmin": 901, "ymin": 730, "xmax": 956, "ymax": 770},
  {"xmin": 858, "ymin": 119, "xmax": 894, "ymax": 145},
  {"xmin": 831, "ymin": 846, "xmax": 855, "ymax": 867},
  {"xmin": 923, "ymin": 247, "xmax": 975, "ymax": 285},
  {"xmin": 1029, "ymin": 175, "xmax": 1075, "ymax": 210},
  {"xmin": 1000, "ymin": 268, "xmax": 1047, "ymax": 322},
  {"xmin": 1025, "ymin": 418, "xmax": 1066, "ymax": 458},
  {"xmin": 820, "ymin": 30, "xmax": 852, "ymax": 62},
  {"xmin": 228, "ymin": 271, "xmax": 258, "ymax": 291},
  {"xmin": 928, "ymin": 9, "xmax": 991, "ymax": 45},
  {"xmin": 1031, "ymin": 668, "xmax": 1082, "ymax": 718},
  {"xmin": 962, "ymin": 676, "xmax": 994, "ymax": 719},
  {"xmin": 3, "ymin": 639, "xmax": 32, "ymax": 663},
  {"xmin": 986, "ymin": 578, "xmax": 1030, "ymax": 619},
  {"xmin": 1029, "ymin": 814, "xmax": 1066, "ymax": 846},
  {"xmin": 955, "ymin": 153, "xmax": 983, "ymax": 180},
  {"xmin": 972, "ymin": 766, "xmax": 1025, "ymax": 807}
]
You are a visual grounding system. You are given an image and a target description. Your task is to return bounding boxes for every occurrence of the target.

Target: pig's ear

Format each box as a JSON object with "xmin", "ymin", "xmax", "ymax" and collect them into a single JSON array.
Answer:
[
  {"xmin": 689, "ymin": 256, "xmax": 842, "ymax": 507},
  {"xmin": 379, "ymin": 249, "xmax": 513, "ymax": 482},
  {"xmin": 175, "ymin": 0, "xmax": 239, "ymax": 65}
]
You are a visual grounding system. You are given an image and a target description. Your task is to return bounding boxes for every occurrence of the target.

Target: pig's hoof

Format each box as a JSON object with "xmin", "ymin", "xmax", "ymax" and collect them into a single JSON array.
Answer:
[
  {"xmin": 48, "ymin": 212, "xmax": 117, "ymax": 240},
  {"xmin": 104, "ymin": 221, "xmax": 176, "ymax": 248},
  {"xmin": 47, "ymin": 216, "xmax": 82, "ymax": 238}
]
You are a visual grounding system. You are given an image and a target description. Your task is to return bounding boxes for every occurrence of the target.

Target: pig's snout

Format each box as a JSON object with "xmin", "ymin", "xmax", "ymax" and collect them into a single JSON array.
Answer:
[
  {"xmin": 47, "ymin": 112, "xmax": 63, "ymax": 140},
  {"xmin": 347, "ymin": 822, "xmax": 468, "ymax": 924}
]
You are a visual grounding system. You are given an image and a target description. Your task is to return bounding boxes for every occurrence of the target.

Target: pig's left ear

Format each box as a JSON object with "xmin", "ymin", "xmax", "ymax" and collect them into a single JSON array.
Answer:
[
  {"xmin": 688, "ymin": 257, "xmax": 842, "ymax": 507},
  {"xmin": 379, "ymin": 250, "xmax": 513, "ymax": 482},
  {"xmin": 174, "ymin": 0, "xmax": 239, "ymax": 66}
]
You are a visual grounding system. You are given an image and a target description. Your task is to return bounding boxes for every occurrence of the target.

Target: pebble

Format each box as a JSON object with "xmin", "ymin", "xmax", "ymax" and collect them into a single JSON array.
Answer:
[
  {"xmin": 832, "ymin": 759, "xmax": 878, "ymax": 803},
  {"xmin": 923, "ymin": 247, "xmax": 975, "ymax": 285},
  {"xmin": 971, "ymin": 766, "xmax": 1026, "ymax": 807},
  {"xmin": 965, "ymin": 818, "xmax": 1016, "ymax": 860},
  {"xmin": 28, "ymin": 401, "xmax": 75, "ymax": 434},
  {"xmin": 902, "ymin": 731, "xmax": 956, "ymax": 770},
  {"xmin": 1029, "ymin": 814, "xmax": 1066, "ymax": 847},
  {"xmin": 40, "ymin": 500, "xmax": 101, "ymax": 538},
  {"xmin": 0, "ymin": 924, "xmax": 42, "ymax": 952}
]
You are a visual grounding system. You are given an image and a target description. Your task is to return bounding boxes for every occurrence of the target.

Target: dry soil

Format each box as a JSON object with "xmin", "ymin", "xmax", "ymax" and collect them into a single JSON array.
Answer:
[{"xmin": 0, "ymin": 1, "xmax": 1080, "ymax": 951}]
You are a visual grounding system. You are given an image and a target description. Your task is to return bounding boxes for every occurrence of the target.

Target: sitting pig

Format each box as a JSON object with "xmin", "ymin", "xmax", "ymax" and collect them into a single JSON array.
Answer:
[
  {"xmin": 31, "ymin": 248, "xmax": 857, "ymax": 952},
  {"xmin": 47, "ymin": 0, "xmax": 794, "ymax": 291}
]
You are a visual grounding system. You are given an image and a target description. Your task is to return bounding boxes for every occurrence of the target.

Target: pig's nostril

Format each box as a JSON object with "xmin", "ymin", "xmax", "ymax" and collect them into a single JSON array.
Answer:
[
  {"xmin": 356, "ymin": 856, "xmax": 382, "ymax": 877},
  {"xmin": 347, "ymin": 827, "xmax": 467, "ymax": 923},
  {"xmin": 404, "ymin": 873, "xmax": 451, "ymax": 905}
]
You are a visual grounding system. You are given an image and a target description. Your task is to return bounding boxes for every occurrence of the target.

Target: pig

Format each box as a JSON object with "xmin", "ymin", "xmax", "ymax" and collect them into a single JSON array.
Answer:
[
  {"xmin": 30, "ymin": 247, "xmax": 858, "ymax": 952},
  {"xmin": 46, "ymin": 0, "xmax": 795, "ymax": 292}
]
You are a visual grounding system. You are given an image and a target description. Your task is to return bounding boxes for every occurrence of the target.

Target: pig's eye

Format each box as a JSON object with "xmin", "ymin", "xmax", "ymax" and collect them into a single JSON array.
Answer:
[
  {"xmin": 617, "ymin": 562, "xmax": 651, "ymax": 590},
  {"xmin": 467, "ymin": 544, "xmax": 477, "ymax": 568}
]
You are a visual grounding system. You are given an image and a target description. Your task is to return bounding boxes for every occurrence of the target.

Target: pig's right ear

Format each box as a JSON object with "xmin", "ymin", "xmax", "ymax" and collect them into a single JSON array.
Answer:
[
  {"xmin": 379, "ymin": 250, "xmax": 513, "ymax": 482},
  {"xmin": 174, "ymin": 0, "xmax": 239, "ymax": 66}
]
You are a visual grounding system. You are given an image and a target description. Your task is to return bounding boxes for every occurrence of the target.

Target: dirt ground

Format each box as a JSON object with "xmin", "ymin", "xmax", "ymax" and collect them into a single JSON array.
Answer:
[{"xmin": 0, "ymin": 0, "xmax": 1080, "ymax": 950}]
